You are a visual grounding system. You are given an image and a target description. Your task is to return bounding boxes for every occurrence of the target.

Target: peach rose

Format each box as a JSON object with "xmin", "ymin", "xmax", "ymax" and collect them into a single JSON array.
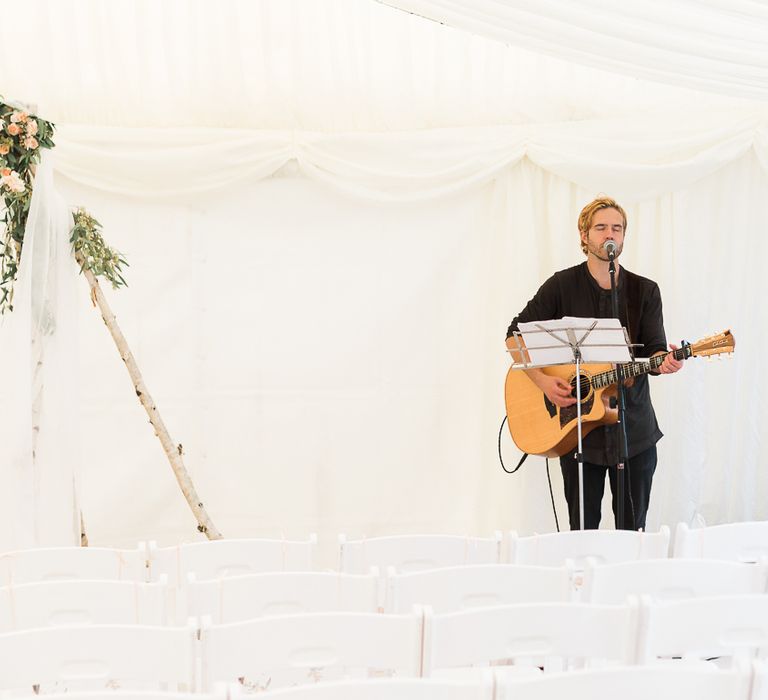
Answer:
[
  {"xmin": 1, "ymin": 169, "xmax": 25, "ymax": 193},
  {"xmin": 23, "ymin": 136, "xmax": 38, "ymax": 150},
  {"xmin": 10, "ymin": 111, "xmax": 28, "ymax": 123},
  {"xmin": 7, "ymin": 123, "xmax": 21, "ymax": 136},
  {"xmin": 0, "ymin": 143, "xmax": 9, "ymax": 155},
  {"xmin": 26, "ymin": 120, "xmax": 38, "ymax": 136},
  {"xmin": 0, "ymin": 167, "xmax": 10, "ymax": 177}
]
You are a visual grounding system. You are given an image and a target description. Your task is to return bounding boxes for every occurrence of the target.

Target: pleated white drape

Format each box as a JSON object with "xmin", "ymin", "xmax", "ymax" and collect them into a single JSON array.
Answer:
[
  {"xmin": 0, "ymin": 154, "xmax": 80, "ymax": 552},
  {"xmin": 377, "ymin": 0, "xmax": 768, "ymax": 100},
  {"xmin": 53, "ymin": 112, "xmax": 768, "ymax": 202},
  {"xmin": 2, "ymin": 0, "xmax": 761, "ymax": 129}
]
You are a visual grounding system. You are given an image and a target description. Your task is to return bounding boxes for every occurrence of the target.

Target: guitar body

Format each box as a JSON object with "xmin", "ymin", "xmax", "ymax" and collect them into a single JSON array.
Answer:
[
  {"xmin": 503, "ymin": 329, "xmax": 735, "ymax": 459},
  {"xmin": 504, "ymin": 364, "xmax": 618, "ymax": 458}
]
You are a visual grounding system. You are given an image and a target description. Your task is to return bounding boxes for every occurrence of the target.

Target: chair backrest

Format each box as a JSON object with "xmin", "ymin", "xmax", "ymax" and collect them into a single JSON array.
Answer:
[
  {"xmin": 11, "ymin": 692, "xmax": 226, "ymax": 700},
  {"xmin": 582, "ymin": 558, "xmax": 768, "ymax": 603},
  {"xmin": 149, "ymin": 536, "xmax": 317, "ymax": 584},
  {"xmin": 0, "ymin": 545, "xmax": 148, "ymax": 584},
  {"xmin": 200, "ymin": 611, "xmax": 424, "ymax": 691},
  {"xmin": 673, "ymin": 522, "xmax": 768, "ymax": 562},
  {"xmin": 753, "ymin": 660, "xmax": 768, "ymax": 700},
  {"xmin": 494, "ymin": 665, "xmax": 751, "ymax": 700},
  {"xmin": 0, "ymin": 578, "xmax": 170, "ymax": 631},
  {"xmin": 422, "ymin": 601, "xmax": 639, "ymax": 674},
  {"xmin": 0, "ymin": 622, "xmax": 197, "ymax": 692},
  {"xmin": 385, "ymin": 564, "xmax": 574, "ymax": 613},
  {"xmin": 509, "ymin": 527, "xmax": 670, "ymax": 568},
  {"xmin": 637, "ymin": 594, "xmax": 768, "ymax": 665},
  {"xmin": 234, "ymin": 677, "xmax": 495, "ymax": 700},
  {"xmin": 187, "ymin": 570, "xmax": 380, "ymax": 622},
  {"xmin": 338, "ymin": 534, "xmax": 502, "ymax": 574}
]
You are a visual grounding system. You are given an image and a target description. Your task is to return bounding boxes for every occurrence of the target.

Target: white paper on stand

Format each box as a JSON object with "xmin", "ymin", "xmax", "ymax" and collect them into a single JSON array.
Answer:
[{"xmin": 516, "ymin": 316, "xmax": 632, "ymax": 366}]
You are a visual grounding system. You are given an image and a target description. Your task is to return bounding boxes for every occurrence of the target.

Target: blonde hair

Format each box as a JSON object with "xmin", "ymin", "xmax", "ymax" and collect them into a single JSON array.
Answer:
[{"xmin": 578, "ymin": 197, "xmax": 627, "ymax": 255}]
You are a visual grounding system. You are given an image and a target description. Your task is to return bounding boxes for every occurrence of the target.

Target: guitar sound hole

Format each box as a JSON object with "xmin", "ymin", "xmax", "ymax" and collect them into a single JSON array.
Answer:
[{"xmin": 569, "ymin": 373, "xmax": 592, "ymax": 400}]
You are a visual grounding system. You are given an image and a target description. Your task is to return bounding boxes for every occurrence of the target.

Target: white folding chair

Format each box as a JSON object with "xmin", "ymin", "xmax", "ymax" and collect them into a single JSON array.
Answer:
[
  {"xmin": 673, "ymin": 522, "xmax": 768, "ymax": 562},
  {"xmin": 0, "ymin": 578, "xmax": 171, "ymax": 631},
  {"xmin": 0, "ymin": 621, "xmax": 197, "ymax": 693},
  {"xmin": 23, "ymin": 691, "xmax": 227, "ymax": 700},
  {"xmin": 422, "ymin": 600, "xmax": 639, "ymax": 675},
  {"xmin": 752, "ymin": 660, "xmax": 768, "ymax": 700},
  {"xmin": 149, "ymin": 536, "xmax": 317, "ymax": 585},
  {"xmin": 239, "ymin": 677, "xmax": 495, "ymax": 700},
  {"xmin": 509, "ymin": 527, "xmax": 670, "ymax": 568},
  {"xmin": 637, "ymin": 594, "xmax": 768, "ymax": 665},
  {"xmin": 0, "ymin": 545, "xmax": 148, "ymax": 584},
  {"xmin": 187, "ymin": 570, "xmax": 380, "ymax": 622},
  {"xmin": 384, "ymin": 563, "xmax": 574, "ymax": 613},
  {"xmin": 338, "ymin": 533, "xmax": 502, "ymax": 574},
  {"xmin": 582, "ymin": 558, "xmax": 768, "ymax": 604},
  {"xmin": 200, "ymin": 610, "xmax": 423, "ymax": 691},
  {"xmin": 494, "ymin": 665, "xmax": 751, "ymax": 700}
]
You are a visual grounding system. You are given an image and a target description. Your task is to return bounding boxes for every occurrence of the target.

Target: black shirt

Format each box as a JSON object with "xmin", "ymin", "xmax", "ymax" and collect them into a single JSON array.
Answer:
[{"xmin": 506, "ymin": 262, "xmax": 668, "ymax": 464}]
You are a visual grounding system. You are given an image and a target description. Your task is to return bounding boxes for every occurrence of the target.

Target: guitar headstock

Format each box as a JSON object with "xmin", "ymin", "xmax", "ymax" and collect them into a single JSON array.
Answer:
[{"xmin": 687, "ymin": 329, "xmax": 736, "ymax": 358}]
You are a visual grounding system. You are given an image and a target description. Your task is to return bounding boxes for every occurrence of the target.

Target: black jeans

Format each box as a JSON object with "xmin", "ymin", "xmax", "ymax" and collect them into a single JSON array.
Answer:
[{"xmin": 559, "ymin": 445, "xmax": 657, "ymax": 530}]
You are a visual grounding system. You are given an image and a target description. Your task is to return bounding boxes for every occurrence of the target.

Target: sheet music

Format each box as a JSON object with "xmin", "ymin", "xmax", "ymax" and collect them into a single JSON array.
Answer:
[{"xmin": 517, "ymin": 317, "xmax": 632, "ymax": 365}]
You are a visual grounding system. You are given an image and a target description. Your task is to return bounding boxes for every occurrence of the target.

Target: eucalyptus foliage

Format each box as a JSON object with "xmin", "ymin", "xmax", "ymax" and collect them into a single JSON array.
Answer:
[{"xmin": 71, "ymin": 209, "xmax": 128, "ymax": 289}]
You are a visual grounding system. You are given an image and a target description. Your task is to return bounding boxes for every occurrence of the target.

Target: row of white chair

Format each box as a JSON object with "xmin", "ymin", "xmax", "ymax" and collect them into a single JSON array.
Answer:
[
  {"xmin": 1, "ymin": 522, "xmax": 766, "ymax": 586},
  {"xmin": 7, "ymin": 664, "xmax": 768, "ymax": 700},
  {"xmin": 243, "ymin": 666, "xmax": 768, "ymax": 700},
  {"xmin": 2, "ymin": 596, "xmax": 768, "ymax": 693},
  {"xmin": 3, "ymin": 558, "xmax": 767, "ymax": 631}
]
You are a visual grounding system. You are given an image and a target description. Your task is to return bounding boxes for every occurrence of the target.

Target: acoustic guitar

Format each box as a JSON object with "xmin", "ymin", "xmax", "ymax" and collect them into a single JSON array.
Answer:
[{"xmin": 504, "ymin": 330, "xmax": 735, "ymax": 458}]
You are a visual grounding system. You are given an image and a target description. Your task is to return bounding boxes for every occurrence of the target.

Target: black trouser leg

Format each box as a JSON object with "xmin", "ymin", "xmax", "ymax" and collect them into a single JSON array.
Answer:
[
  {"xmin": 608, "ymin": 445, "xmax": 658, "ymax": 531},
  {"xmin": 560, "ymin": 454, "xmax": 608, "ymax": 530}
]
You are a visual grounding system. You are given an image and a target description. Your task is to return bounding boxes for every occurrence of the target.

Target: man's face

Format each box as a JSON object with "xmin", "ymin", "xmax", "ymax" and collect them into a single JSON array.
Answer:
[{"xmin": 581, "ymin": 207, "xmax": 625, "ymax": 262}]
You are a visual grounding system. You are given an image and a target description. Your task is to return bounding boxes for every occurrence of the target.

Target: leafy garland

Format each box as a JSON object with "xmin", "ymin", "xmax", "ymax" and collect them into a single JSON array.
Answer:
[
  {"xmin": 0, "ymin": 97, "xmax": 127, "ymax": 313},
  {"xmin": 71, "ymin": 209, "xmax": 129, "ymax": 289}
]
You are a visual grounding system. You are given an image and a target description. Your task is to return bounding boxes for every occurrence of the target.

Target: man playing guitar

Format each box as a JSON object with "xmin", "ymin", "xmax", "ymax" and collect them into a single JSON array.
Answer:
[{"xmin": 505, "ymin": 197, "xmax": 683, "ymax": 531}]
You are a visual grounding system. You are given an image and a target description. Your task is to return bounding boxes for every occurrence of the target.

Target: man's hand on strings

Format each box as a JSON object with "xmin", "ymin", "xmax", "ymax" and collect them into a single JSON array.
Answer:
[{"xmin": 538, "ymin": 374, "xmax": 577, "ymax": 408}]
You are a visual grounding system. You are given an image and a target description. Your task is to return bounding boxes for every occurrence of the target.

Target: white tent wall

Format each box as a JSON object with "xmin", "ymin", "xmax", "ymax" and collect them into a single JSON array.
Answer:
[
  {"xmin": 54, "ymin": 149, "xmax": 766, "ymax": 558},
  {"xmin": 2, "ymin": 0, "xmax": 767, "ymax": 557},
  {"xmin": 59, "ymin": 169, "xmax": 506, "ymax": 551}
]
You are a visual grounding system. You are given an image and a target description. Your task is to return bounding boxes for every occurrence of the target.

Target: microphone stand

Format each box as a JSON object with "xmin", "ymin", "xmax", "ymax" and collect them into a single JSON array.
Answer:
[{"xmin": 608, "ymin": 248, "xmax": 633, "ymax": 530}]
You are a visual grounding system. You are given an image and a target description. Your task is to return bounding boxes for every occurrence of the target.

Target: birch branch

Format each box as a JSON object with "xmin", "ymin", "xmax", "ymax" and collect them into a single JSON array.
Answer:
[{"xmin": 74, "ymin": 250, "xmax": 223, "ymax": 540}]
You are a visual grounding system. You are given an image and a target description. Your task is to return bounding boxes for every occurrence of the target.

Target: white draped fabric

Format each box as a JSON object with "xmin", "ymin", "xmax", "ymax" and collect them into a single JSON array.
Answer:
[
  {"xmin": 378, "ymin": 0, "xmax": 768, "ymax": 100},
  {"xmin": 54, "ymin": 112, "xmax": 768, "ymax": 202},
  {"xmin": 0, "ymin": 153, "xmax": 80, "ymax": 552},
  {"xmin": 1, "ymin": 0, "xmax": 761, "ymax": 130},
  {"xmin": 1, "ymin": 0, "xmax": 766, "ymax": 555}
]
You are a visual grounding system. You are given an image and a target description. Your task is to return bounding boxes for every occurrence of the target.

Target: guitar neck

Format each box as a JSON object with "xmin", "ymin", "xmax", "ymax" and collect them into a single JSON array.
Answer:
[{"xmin": 591, "ymin": 347, "xmax": 687, "ymax": 389}]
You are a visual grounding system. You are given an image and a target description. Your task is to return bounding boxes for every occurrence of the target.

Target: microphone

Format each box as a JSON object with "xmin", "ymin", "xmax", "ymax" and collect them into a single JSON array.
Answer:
[{"xmin": 603, "ymin": 240, "xmax": 617, "ymax": 260}]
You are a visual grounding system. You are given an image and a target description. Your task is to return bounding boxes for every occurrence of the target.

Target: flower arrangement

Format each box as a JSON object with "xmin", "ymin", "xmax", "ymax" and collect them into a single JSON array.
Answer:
[
  {"xmin": 0, "ymin": 99, "xmax": 55, "ymax": 312},
  {"xmin": 0, "ymin": 98, "xmax": 127, "ymax": 313}
]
